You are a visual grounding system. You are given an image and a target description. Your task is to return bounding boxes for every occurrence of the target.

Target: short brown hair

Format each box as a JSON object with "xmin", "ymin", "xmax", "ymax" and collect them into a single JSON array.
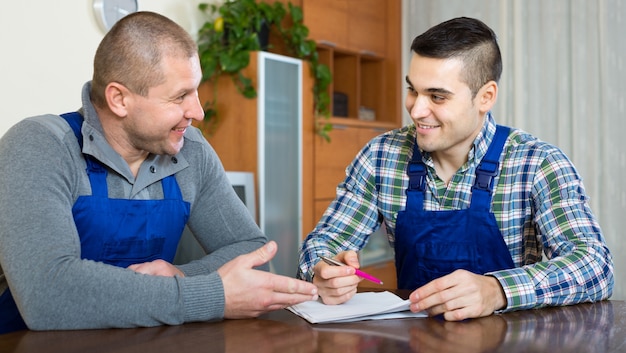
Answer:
[{"xmin": 411, "ymin": 17, "xmax": 502, "ymax": 99}]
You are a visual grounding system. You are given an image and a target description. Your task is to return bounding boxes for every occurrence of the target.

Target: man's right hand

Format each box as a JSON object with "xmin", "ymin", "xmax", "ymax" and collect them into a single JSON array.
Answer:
[
  {"xmin": 217, "ymin": 241, "xmax": 318, "ymax": 319},
  {"xmin": 312, "ymin": 250, "xmax": 362, "ymax": 305}
]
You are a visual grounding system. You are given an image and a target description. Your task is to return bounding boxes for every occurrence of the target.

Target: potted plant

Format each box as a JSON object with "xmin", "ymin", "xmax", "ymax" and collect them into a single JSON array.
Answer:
[{"xmin": 196, "ymin": 0, "xmax": 332, "ymax": 139}]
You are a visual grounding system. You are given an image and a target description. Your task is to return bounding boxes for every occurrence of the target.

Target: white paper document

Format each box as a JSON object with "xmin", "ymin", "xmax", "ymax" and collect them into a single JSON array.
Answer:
[{"xmin": 287, "ymin": 291, "xmax": 427, "ymax": 324}]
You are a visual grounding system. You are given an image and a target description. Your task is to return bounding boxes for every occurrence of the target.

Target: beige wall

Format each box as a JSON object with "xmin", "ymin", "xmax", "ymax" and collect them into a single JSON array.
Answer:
[{"xmin": 0, "ymin": 0, "xmax": 212, "ymax": 136}]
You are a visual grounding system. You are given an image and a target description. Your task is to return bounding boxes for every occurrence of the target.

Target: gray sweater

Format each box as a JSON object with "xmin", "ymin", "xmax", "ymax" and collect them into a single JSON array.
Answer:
[{"xmin": 0, "ymin": 82, "xmax": 267, "ymax": 330}]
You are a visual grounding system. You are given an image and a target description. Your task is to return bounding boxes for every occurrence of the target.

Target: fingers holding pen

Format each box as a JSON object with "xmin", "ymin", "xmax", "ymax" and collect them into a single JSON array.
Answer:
[
  {"xmin": 338, "ymin": 250, "xmax": 361, "ymax": 269},
  {"xmin": 314, "ymin": 250, "xmax": 361, "ymax": 280},
  {"xmin": 313, "ymin": 252, "xmax": 361, "ymax": 305}
]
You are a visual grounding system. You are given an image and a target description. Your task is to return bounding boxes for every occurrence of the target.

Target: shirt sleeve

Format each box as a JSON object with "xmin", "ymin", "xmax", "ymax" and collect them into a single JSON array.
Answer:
[
  {"xmin": 297, "ymin": 143, "xmax": 384, "ymax": 281},
  {"xmin": 488, "ymin": 150, "xmax": 614, "ymax": 311}
]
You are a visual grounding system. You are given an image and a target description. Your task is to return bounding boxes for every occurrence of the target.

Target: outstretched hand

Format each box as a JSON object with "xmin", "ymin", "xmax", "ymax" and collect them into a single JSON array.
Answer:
[{"xmin": 218, "ymin": 241, "xmax": 319, "ymax": 319}]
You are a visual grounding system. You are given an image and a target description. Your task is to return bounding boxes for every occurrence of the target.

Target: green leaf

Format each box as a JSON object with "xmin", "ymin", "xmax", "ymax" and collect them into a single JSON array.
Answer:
[
  {"xmin": 233, "ymin": 73, "xmax": 257, "ymax": 98},
  {"xmin": 289, "ymin": 3, "xmax": 303, "ymax": 23},
  {"xmin": 315, "ymin": 64, "xmax": 332, "ymax": 88}
]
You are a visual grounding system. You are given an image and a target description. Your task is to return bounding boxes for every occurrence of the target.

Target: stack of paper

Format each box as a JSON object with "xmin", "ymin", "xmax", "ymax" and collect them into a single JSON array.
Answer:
[{"xmin": 287, "ymin": 291, "xmax": 427, "ymax": 324}]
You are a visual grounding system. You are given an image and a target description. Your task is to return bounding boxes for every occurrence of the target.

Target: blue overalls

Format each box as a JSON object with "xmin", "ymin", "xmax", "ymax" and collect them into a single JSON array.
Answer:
[
  {"xmin": 0, "ymin": 112, "xmax": 190, "ymax": 333},
  {"xmin": 394, "ymin": 125, "xmax": 515, "ymax": 290}
]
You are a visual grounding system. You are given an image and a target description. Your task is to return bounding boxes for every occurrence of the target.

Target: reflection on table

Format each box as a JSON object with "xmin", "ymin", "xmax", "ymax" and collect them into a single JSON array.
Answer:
[
  {"xmin": 1, "ymin": 298, "xmax": 625, "ymax": 353},
  {"xmin": 312, "ymin": 300, "xmax": 620, "ymax": 353}
]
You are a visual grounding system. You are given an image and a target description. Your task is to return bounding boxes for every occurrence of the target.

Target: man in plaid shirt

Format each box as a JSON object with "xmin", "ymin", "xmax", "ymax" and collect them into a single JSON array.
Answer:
[{"xmin": 298, "ymin": 17, "xmax": 613, "ymax": 321}]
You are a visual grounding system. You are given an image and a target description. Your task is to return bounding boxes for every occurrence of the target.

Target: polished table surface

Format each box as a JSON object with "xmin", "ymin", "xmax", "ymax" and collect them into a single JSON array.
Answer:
[{"xmin": 1, "ymin": 291, "xmax": 625, "ymax": 353}]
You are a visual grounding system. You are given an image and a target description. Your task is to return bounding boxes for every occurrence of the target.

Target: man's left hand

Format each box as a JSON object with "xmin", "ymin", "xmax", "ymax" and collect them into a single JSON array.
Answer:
[{"xmin": 409, "ymin": 269, "xmax": 506, "ymax": 321}]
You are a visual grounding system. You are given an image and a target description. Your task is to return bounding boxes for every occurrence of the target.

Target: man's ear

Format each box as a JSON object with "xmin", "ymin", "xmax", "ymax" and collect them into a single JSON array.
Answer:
[
  {"xmin": 477, "ymin": 80, "xmax": 498, "ymax": 114},
  {"xmin": 104, "ymin": 82, "xmax": 131, "ymax": 117}
]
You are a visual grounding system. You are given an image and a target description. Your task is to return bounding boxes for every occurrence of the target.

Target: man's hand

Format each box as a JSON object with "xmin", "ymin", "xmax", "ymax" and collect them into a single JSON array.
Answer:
[
  {"xmin": 312, "ymin": 250, "xmax": 362, "ymax": 305},
  {"xmin": 128, "ymin": 259, "xmax": 185, "ymax": 277},
  {"xmin": 218, "ymin": 241, "xmax": 319, "ymax": 319},
  {"xmin": 409, "ymin": 269, "xmax": 507, "ymax": 321}
]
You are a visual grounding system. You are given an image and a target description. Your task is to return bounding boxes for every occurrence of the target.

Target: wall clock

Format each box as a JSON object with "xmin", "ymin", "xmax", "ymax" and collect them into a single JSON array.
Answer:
[{"xmin": 93, "ymin": 0, "xmax": 138, "ymax": 33}]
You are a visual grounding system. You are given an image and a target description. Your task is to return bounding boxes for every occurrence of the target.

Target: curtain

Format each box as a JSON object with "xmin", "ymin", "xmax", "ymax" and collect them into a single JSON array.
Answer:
[{"xmin": 402, "ymin": 0, "xmax": 626, "ymax": 300}]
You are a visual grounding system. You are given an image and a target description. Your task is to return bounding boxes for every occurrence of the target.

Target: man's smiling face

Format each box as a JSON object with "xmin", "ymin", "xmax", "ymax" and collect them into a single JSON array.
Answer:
[{"xmin": 404, "ymin": 53, "xmax": 488, "ymax": 160}]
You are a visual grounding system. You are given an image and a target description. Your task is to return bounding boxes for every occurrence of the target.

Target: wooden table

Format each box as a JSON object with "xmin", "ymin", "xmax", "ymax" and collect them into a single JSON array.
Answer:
[{"xmin": 1, "ymin": 297, "xmax": 625, "ymax": 352}]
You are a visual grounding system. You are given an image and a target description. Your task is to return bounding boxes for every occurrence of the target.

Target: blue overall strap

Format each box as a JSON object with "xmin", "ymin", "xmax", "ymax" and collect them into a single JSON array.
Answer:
[
  {"xmin": 405, "ymin": 142, "xmax": 427, "ymax": 208},
  {"xmin": 60, "ymin": 112, "xmax": 84, "ymax": 147},
  {"xmin": 471, "ymin": 125, "xmax": 510, "ymax": 211},
  {"xmin": 60, "ymin": 112, "xmax": 109, "ymax": 197}
]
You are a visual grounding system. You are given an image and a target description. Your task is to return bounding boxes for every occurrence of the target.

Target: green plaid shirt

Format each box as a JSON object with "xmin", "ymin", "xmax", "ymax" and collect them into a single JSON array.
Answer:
[{"xmin": 298, "ymin": 113, "xmax": 613, "ymax": 312}]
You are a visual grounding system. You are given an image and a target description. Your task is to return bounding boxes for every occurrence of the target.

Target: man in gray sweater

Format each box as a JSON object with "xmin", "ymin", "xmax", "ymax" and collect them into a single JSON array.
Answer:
[{"xmin": 0, "ymin": 11, "xmax": 317, "ymax": 334}]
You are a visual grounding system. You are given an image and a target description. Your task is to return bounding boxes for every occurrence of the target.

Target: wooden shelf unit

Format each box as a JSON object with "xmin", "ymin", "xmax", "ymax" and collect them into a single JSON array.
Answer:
[
  {"xmin": 307, "ymin": 0, "xmax": 402, "ymax": 217},
  {"xmin": 316, "ymin": 45, "xmax": 390, "ymax": 124}
]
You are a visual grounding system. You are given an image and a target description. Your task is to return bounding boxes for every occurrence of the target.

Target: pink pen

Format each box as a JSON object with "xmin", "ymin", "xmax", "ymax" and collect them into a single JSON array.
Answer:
[{"xmin": 320, "ymin": 255, "xmax": 384, "ymax": 285}]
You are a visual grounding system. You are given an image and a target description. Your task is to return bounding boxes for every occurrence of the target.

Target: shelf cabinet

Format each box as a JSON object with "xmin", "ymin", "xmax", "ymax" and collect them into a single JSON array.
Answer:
[
  {"xmin": 302, "ymin": 0, "xmax": 348, "ymax": 49},
  {"xmin": 302, "ymin": 0, "xmax": 386, "ymax": 56},
  {"xmin": 347, "ymin": 0, "xmax": 387, "ymax": 56},
  {"xmin": 305, "ymin": 0, "xmax": 401, "ymax": 127},
  {"xmin": 317, "ymin": 47, "xmax": 388, "ymax": 124}
]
